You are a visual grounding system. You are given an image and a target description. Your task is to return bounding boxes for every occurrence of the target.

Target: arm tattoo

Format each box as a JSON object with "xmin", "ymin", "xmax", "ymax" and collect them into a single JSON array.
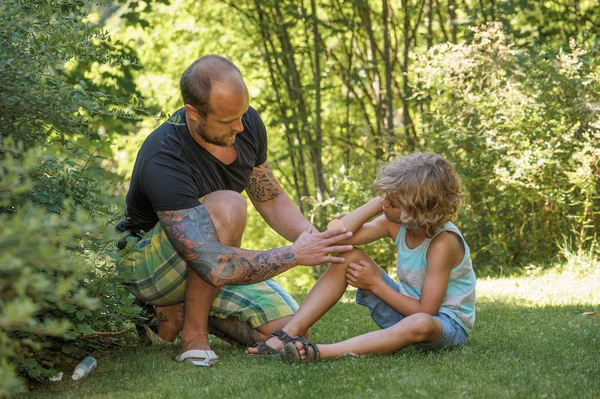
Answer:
[
  {"xmin": 247, "ymin": 161, "xmax": 285, "ymax": 203},
  {"xmin": 157, "ymin": 205, "xmax": 297, "ymax": 287}
]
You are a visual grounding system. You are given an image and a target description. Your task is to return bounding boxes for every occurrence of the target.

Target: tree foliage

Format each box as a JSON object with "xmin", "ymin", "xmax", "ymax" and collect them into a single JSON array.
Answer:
[{"xmin": 105, "ymin": 0, "xmax": 598, "ymax": 272}]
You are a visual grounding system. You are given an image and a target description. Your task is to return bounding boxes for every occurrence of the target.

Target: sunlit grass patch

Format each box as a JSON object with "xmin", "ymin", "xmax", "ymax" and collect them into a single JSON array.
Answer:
[
  {"xmin": 18, "ymin": 268, "xmax": 600, "ymax": 399},
  {"xmin": 478, "ymin": 269, "xmax": 600, "ymax": 307}
]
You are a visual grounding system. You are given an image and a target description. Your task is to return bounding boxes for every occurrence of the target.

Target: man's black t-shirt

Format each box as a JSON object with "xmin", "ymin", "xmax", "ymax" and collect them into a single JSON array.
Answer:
[{"xmin": 119, "ymin": 106, "xmax": 267, "ymax": 235}]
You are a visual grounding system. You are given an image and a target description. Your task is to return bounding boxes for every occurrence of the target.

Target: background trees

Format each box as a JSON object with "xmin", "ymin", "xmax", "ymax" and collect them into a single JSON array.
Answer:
[
  {"xmin": 1, "ymin": 0, "xmax": 598, "ymax": 394},
  {"xmin": 106, "ymin": 0, "xmax": 598, "ymax": 270}
]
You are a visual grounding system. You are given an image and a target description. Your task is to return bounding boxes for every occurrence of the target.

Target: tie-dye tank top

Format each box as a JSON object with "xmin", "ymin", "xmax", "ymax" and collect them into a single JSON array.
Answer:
[{"xmin": 396, "ymin": 222, "xmax": 476, "ymax": 333}]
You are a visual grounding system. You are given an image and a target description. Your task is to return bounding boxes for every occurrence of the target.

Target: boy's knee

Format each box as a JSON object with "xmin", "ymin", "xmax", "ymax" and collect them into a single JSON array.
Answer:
[
  {"xmin": 342, "ymin": 248, "xmax": 368, "ymax": 264},
  {"xmin": 405, "ymin": 313, "xmax": 437, "ymax": 341},
  {"xmin": 325, "ymin": 248, "xmax": 369, "ymax": 275}
]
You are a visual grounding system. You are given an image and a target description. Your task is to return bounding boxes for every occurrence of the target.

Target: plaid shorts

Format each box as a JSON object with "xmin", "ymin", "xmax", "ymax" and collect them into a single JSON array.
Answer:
[{"xmin": 117, "ymin": 222, "xmax": 299, "ymax": 328}]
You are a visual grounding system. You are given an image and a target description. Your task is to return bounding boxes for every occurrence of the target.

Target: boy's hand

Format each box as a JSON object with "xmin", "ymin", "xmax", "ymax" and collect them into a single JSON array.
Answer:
[{"xmin": 345, "ymin": 259, "xmax": 384, "ymax": 291}]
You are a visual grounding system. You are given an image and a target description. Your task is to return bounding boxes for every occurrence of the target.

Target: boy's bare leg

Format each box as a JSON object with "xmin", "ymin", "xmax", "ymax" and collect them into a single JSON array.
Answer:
[
  {"xmin": 256, "ymin": 315, "xmax": 292, "ymax": 339},
  {"xmin": 293, "ymin": 313, "xmax": 444, "ymax": 360},
  {"xmin": 246, "ymin": 248, "xmax": 368, "ymax": 354}
]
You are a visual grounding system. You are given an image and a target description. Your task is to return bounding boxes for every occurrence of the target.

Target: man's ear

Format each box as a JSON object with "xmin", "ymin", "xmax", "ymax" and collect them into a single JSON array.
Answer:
[{"xmin": 185, "ymin": 104, "xmax": 199, "ymax": 122}]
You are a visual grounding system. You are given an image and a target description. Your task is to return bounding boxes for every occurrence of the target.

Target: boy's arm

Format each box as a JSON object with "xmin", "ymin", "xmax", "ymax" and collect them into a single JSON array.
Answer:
[
  {"xmin": 346, "ymin": 231, "xmax": 463, "ymax": 316},
  {"xmin": 333, "ymin": 197, "xmax": 391, "ymax": 245}
]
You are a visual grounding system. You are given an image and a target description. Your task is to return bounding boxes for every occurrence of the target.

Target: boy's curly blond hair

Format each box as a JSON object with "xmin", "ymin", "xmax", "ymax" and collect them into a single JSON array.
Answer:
[{"xmin": 374, "ymin": 153, "xmax": 462, "ymax": 237}]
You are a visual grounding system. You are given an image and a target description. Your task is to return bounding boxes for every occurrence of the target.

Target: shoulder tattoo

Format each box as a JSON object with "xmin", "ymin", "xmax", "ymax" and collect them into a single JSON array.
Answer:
[{"xmin": 247, "ymin": 161, "xmax": 284, "ymax": 203}]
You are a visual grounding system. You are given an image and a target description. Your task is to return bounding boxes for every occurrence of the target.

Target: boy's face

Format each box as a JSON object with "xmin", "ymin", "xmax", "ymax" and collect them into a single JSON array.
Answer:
[{"xmin": 380, "ymin": 194, "xmax": 402, "ymax": 223}]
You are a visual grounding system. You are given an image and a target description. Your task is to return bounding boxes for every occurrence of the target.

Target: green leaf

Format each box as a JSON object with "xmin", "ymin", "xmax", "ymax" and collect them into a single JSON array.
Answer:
[
  {"xmin": 46, "ymin": 204, "xmax": 61, "ymax": 212},
  {"xmin": 63, "ymin": 331, "xmax": 79, "ymax": 340}
]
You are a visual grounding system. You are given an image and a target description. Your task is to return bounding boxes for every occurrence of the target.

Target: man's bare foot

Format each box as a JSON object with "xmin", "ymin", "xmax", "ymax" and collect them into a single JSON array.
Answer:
[
  {"xmin": 176, "ymin": 338, "xmax": 218, "ymax": 365},
  {"xmin": 208, "ymin": 316, "xmax": 264, "ymax": 347},
  {"xmin": 180, "ymin": 338, "xmax": 213, "ymax": 353},
  {"xmin": 155, "ymin": 305, "xmax": 184, "ymax": 342}
]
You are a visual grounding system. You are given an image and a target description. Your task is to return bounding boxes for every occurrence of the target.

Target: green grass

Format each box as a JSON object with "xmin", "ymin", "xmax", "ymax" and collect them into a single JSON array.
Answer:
[{"xmin": 19, "ymin": 270, "xmax": 600, "ymax": 399}]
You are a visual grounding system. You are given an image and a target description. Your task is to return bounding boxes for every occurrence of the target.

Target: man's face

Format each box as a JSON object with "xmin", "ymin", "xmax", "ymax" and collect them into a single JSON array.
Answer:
[{"xmin": 191, "ymin": 83, "xmax": 249, "ymax": 147}]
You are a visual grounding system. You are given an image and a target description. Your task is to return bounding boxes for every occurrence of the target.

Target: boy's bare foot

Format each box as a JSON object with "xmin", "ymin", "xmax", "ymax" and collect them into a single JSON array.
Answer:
[{"xmin": 293, "ymin": 342, "xmax": 308, "ymax": 361}]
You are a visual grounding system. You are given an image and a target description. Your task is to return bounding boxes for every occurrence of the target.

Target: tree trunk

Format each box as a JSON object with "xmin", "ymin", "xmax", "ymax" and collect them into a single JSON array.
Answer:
[
  {"xmin": 356, "ymin": 1, "xmax": 384, "ymax": 157},
  {"xmin": 401, "ymin": 0, "xmax": 415, "ymax": 151},
  {"xmin": 272, "ymin": 1, "xmax": 326, "ymax": 201},
  {"xmin": 383, "ymin": 0, "xmax": 395, "ymax": 155},
  {"xmin": 254, "ymin": 0, "xmax": 310, "ymax": 205},
  {"xmin": 448, "ymin": 0, "xmax": 457, "ymax": 42},
  {"xmin": 426, "ymin": 0, "xmax": 434, "ymax": 48},
  {"xmin": 310, "ymin": 0, "xmax": 326, "ymax": 201}
]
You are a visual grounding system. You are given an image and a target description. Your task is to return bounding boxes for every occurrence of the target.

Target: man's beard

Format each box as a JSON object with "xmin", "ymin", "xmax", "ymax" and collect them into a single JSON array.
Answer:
[{"xmin": 194, "ymin": 119, "xmax": 237, "ymax": 147}]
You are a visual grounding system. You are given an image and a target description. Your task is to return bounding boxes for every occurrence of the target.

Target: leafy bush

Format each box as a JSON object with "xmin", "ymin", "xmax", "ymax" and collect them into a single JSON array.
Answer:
[
  {"xmin": 413, "ymin": 23, "xmax": 600, "ymax": 274},
  {"xmin": 0, "ymin": 0, "xmax": 143, "ymax": 394}
]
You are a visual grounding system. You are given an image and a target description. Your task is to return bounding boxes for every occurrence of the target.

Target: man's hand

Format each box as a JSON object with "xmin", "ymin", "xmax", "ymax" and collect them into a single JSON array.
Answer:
[
  {"xmin": 291, "ymin": 226, "xmax": 353, "ymax": 266},
  {"xmin": 345, "ymin": 259, "xmax": 384, "ymax": 291}
]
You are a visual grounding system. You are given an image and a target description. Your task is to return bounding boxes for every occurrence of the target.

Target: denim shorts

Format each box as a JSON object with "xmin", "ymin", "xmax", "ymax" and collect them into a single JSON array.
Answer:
[{"xmin": 356, "ymin": 272, "xmax": 468, "ymax": 350}]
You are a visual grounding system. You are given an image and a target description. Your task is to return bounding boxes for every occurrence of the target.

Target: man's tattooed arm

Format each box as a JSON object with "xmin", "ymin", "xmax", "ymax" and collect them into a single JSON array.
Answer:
[
  {"xmin": 246, "ymin": 160, "xmax": 285, "ymax": 203},
  {"xmin": 157, "ymin": 204, "xmax": 297, "ymax": 287},
  {"xmin": 246, "ymin": 160, "xmax": 316, "ymax": 241}
]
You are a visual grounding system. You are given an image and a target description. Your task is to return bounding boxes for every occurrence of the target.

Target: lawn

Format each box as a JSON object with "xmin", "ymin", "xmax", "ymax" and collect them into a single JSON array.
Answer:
[{"xmin": 19, "ymin": 269, "xmax": 600, "ymax": 399}]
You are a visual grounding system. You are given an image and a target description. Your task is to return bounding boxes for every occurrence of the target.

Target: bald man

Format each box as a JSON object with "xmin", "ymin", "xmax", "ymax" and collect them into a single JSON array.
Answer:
[{"xmin": 116, "ymin": 55, "xmax": 353, "ymax": 365}]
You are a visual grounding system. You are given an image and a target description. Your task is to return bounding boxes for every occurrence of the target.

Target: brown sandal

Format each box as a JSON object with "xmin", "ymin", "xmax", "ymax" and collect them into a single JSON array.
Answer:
[
  {"xmin": 245, "ymin": 329, "xmax": 305, "ymax": 358},
  {"xmin": 281, "ymin": 340, "xmax": 320, "ymax": 364}
]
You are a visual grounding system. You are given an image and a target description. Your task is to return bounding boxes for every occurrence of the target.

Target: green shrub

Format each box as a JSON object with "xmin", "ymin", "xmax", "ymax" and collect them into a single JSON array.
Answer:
[
  {"xmin": 0, "ymin": 0, "xmax": 144, "ymax": 394},
  {"xmin": 413, "ymin": 23, "xmax": 600, "ymax": 274},
  {"xmin": 0, "ymin": 144, "xmax": 142, "ymax": 395}
]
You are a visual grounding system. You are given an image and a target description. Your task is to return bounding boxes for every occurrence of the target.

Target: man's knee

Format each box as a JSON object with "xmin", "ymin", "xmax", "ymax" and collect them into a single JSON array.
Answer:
[
  {"xmin": 203, "ymin": 191, "xmax": 247, "ymax": 218},
  {"xmin": 202, "ymin": 191, "xmax": 247, "ymax": 244}
]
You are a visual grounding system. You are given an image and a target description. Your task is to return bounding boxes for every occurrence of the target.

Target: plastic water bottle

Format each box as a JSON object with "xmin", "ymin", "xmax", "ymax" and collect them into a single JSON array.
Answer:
[{"xmin": 71, "ymin": 356, "xmax": 97, "ymax": 380}]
